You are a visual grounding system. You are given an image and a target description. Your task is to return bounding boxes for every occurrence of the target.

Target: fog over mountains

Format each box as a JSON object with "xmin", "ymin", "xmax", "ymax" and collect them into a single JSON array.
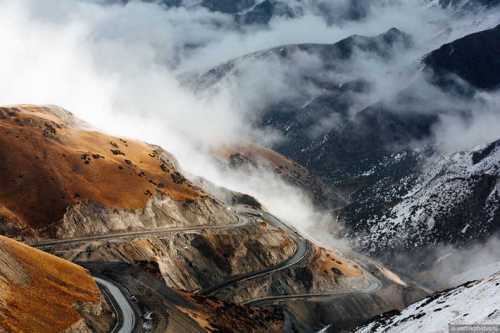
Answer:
[{"xmin": 0, "ymin": 0, "xmax": 500, "ymax": 332}]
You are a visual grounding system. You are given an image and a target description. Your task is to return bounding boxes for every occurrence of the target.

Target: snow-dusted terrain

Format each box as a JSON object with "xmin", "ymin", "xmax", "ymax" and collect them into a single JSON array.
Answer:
[
  {"xmin": 355, "ymin": 271, "xmax": 500, "ymax": 333},
  {"xmin": 357, "ymin": 140, "xmax": 500, "ymax": 255}
]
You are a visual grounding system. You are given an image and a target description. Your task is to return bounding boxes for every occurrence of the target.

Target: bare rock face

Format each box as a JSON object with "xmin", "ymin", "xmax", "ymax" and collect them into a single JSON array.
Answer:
[
  {"xmin": 58, "ymin": 194, "xmax": 237, "ymax": 238},
  {"xmin": 0, "ymin": 236, "xmax": 113, "ymax": 333},
  {"xmin": 212, "ymin": 244, "xmax": 368, "ymax": 303},
  {"xmin": 0, "ymin": 105, "xmax": 236, "ymax": 240},
  {"xmin": 62, "ymin": 216, "xmax": 296, "ymax": 291}
]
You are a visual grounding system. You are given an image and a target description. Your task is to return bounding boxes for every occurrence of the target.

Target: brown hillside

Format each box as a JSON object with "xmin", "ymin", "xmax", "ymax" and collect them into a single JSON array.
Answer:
[
  {"xmin": 215, "ymin": 143, "xmax": 347, "ymax": 208},
  {"xmin": 0, "ymin": 105, "xmax": 205, "ymax": 237},
  {"xmin": 216, "ymin": 144, "xmax": 307, "ymax": 174},
  {"xmin": 0, "ymin": 235, "xmax": 108, "ymax": 332}
]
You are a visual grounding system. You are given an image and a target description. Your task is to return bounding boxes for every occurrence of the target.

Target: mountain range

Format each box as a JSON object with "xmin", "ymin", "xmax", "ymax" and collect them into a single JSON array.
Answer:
[{"xmin": 0, "ymin": 0, "xmax": 499, "ymax": 332}]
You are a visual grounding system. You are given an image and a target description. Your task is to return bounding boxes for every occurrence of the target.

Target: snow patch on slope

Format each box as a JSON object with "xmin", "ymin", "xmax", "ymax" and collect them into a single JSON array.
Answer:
[
  {"xmin": 358, "ymin": 141, "xmax": 500, "ymax": 254},
  {"xmin": 356, "ymin": 271, "xmax": 500, "ymax": 333}
]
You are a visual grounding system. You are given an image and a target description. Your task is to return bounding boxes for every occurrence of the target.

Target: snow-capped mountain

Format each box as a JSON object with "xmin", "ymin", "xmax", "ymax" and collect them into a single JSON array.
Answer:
[
  {"xmin": 353, "ymin": 140, "xmax": 500, "ymax": 256},
  {"xmin": 191, "ymin": 20, "xmax": 500, "ymax": 270},
  {"xmin": 342, "ymin": 24, "xmax": 500, "ymax": 260}
]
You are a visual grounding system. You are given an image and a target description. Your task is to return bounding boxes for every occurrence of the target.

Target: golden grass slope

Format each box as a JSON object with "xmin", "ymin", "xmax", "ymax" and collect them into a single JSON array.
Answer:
[
  {"xmin": 215, "ymin": 144, "xmax": 308, "ymax": 176},
  {"xmin": 0, "ymin": 236, "xmax": 103, "ymax": 333},
  {"xmin": 0, "ymin": 105, "xmax": 205, "ymax": 237}
]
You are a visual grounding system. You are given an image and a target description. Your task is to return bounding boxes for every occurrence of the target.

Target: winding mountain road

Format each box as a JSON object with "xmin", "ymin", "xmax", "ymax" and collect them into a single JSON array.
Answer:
[
  {"xmin": 221, "ymin": 209, "xmax": 384, "ymax": 308},
  {"xmin": 242, "ymin": 276, "xmax": 383, "ymax": 306},
  {"xmin": 30, "ymin": 216, "xmax": 248, "ymax": 249},
  {"xmin": 196, "ymin": 208, "xmax": 314, "ymax": 296},
  {"xmin": 33, "ymin": 206, "xmax": 383, "ymax": 333},
  {"xmin": 95, "ymin": 277, "xmax": 137, "ymax": 333},
  {"xmin": 198, "ymin": 238, "xmax": 311, "ymax": 296}
]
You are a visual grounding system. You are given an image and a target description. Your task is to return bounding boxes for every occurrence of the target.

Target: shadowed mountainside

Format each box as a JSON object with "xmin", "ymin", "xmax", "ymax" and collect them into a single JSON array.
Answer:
[{"xmin": 424, "ymin": 24, "xmax": 500, "ymax": 91}]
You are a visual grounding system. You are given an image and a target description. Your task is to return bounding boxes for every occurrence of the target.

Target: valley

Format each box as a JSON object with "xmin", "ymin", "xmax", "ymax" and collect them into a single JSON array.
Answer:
[{"xmin": 0, "ymin": 0, "xmax": 499, "ymax": 332}]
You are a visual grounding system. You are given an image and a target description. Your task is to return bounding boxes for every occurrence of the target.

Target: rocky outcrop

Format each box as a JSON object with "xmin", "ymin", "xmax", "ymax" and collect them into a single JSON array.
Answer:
[
  {"xmin": 53, "ymin": 214, "xmax": 297, "ymax": 291},
  {"xmin": 211, "ymin": 244, "xmax": 368, "ymax": 303},
  {"xmin": 0, "ymin": 236, "xmax": 113, "ymax": 333},
  {"xmin": 208, "ymin": 244, "xmax": 427, "ymax": 330},
  {"xmin": 57, "ymin": 194, "xmax": 237, "ymax": 239}
]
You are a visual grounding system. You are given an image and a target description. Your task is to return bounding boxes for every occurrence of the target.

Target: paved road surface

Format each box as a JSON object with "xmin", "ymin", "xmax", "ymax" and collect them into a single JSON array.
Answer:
[
  {"xmin": 95, "ymin": 277, "xmax": 137, "ymax": 333},
  {"xmin": 242, "ymin": 276, "xmax": 383, "ymax": 306},
  {"xmin": 30, "ymin": 217, "xmax": 248, "ymax": 249}
]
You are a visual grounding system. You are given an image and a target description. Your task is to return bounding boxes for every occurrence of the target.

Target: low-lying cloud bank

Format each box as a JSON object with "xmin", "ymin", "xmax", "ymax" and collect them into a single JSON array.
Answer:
[
  {"xmin": 430, "ymin": 236, "xmax": 500, "ymax": 288},
  {"xmin": 0, "ymin": 0, "xmax": 499, "ymax": 247}
]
